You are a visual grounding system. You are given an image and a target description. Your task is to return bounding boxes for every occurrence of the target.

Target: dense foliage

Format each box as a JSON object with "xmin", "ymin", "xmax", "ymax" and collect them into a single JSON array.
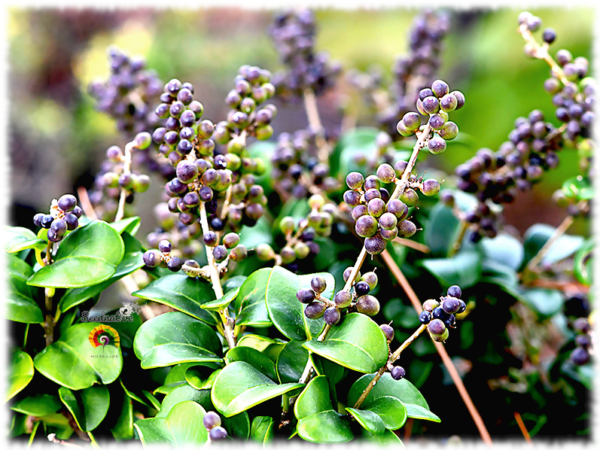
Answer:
[{"xmin": 6, "ymin": 9, "xmax": 593, "ymax": 446}]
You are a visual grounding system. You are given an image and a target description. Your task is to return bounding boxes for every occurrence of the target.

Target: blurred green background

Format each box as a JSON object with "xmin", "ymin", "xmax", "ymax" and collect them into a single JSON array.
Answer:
[{"xmin": 8, "ymin": 7, "xmax": 592, "ymax": 236}]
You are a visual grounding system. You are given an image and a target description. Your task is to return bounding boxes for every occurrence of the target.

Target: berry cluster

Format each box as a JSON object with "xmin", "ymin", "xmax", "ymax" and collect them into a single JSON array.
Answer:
[
  {"xmin": 296, "ymin": 270, "xmax": 380, "ymax": 326},
  {"xmin": 455, "ymin": 109, "xmax": 563, "ymax": 241},
  {"xmin": 418, "ymin": 285, "xmax": 465, "ymax": 343},
  {"xmin": 146, "ymin": 203, "xmax": 201, "ymax": 259},
  {"xmin": 256, "ymin": 195, "xmax": 333, "ymax": 269},
  {"xmin": 268, "ymin": 9, "xmax": 341, "ymax": 100},
  {"xmin": 218, "ymin": 65, "xmax": 277, "ymax": 144},
  {"xmin": 397, "ymin": 79, "xmax": 464, "ymax": 154},
  {"xmin": 33, "ymin": 195, "xmax": 83, "ymax": 243},
  {"xmin": 344, "ymin": 165, "xmax": 439, "ymax": 255},
  {"xmin": 143, "ymin": 233, "xmax": 247, "ymax": 277},
  {"xmin": 88, "ymin": 46, "xmax": 162, "ymax": 136},
  {"xmin": 203, "ymin": 411, "xmax": 228, "ymax": 441},
  {"xmin": 271, "ymin": 129, "xmax": 340, "ymax": 199},
  {"xmin": 570, "ymin": 317, "xmax": 592, "ymax": 366}
]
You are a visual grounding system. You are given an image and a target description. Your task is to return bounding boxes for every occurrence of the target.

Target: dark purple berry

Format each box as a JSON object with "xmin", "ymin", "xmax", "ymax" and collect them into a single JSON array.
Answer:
[{"xmin": 391, "ymin": 366, "xmax": 406, "ymax": 381}]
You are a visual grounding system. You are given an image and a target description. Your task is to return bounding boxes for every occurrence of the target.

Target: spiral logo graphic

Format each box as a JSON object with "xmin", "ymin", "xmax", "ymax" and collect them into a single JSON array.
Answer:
[{"xmin": 88, "ymin": 325, "xmax": 120, "ymax": 349}]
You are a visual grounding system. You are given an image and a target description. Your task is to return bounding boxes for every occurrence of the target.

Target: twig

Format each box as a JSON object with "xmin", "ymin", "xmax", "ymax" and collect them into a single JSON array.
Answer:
[
  {"xmin": 403, "ymin": 418, "xmax": 413, "ymax": 443},
  {"xmin": 380, "ymin": 250, "xmax": 493, "ymax": 446},
  {"xmin": 76, "ymin": 187, "xmax": 98, "ymax": 221},
  {"xmin": 115, "ymin": 141, "xmax": 137, "ymax": 222},
  {"xmin": 518, "ymin": 24, "xmax": 570, "ymax": 86},
  {"xmin": 353, "ymin": 324, "xmax": 427, "ymax": 409},
  {"xmin": 514, "ymin": 411, "xmax": 533, "ymax": 445},
  {"xmin": 449, "ymin": 219, "xmax": 469, "ymax": 257},
  {"xmin": 48, "ymin": 434, "xmax": 85, "ymax": 449},
  {"xmin": 199, "ymin": 201, "xmax": 236, "ymax": 349},
  {"xmin": 43, "ymin": 240, "xmax": 54, "ymax": 266},
  {"xmin": 43, "ymin": 288, "xmax": 55, "ymax": 347},
  {"xmin": 522, "ymin": 214, "xmax": 574, "ymax": 277},
  {"xmin": 393, "ymin": 238, "xmax": 430, "ymax": 253},
  {"xmin": 303, "ymin": 88, "xmax": 331, "ymax": 163}
]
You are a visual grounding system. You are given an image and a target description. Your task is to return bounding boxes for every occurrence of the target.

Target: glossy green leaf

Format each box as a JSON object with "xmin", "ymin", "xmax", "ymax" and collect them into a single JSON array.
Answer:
[
  {"xmin": 58, "ymin": 386, "xmax": 110, "ymax": 431},
  {"xmin": 297, "ymin": 410, "xmax": 353, "ymax": 444},
  {"xmin": 523, "ymin": 224, "xmax": 584, "ymax": 268},
  {"xmin": 237, "ymin": 334, "xmax": 280, "ymax": 352},
  {"xmin": 420, "ymin": 250, "xmax": 482, "ymax": 289},
  {"xmin": 201, "ymin": 287, "xmax": 239, "ymax": 311},
  {"xmin": 294, "ymin": 375, "xmax": 331, "ymax": 420},
  {"xmin": 346, "ymin": 408, "xmax": 385, "ymax": 435},
  {"xmin": 59, "ymin": 232, "xmax": 145, "ymax": 313},
  {"xmin": 361, "ymin": 428, "xmax": 405, "ymax": 446},
  {"xmin": 119, "ymin": 379, "xmax": 148, "ymax": 406},
  {"xmin": 235, "ymin": 269, "xmax": 272, "ymax": 327},
  {"xmin": 303, "ymin": 313, "xmax": 388, "ymax": 373},
  {"xmin": 520, "ymin": 288, "xmax": 564, "ymax": 318},
  {"xmin": 7, "ymin": 350, "xmax": 34, "ymax": 401},
  {"xmin": 225, "ymin": 347, "xmax": 277, "ymax": 381},
  {"xmin": 363, "ymin": 396, "xmax": 408, "ymax": 430},
  {"xmin": 239, "ymin": 217, "xmax": 273, "ymax": 248},
  {"xmin": 276, "ymin": 339, "xmax": 309, "ymax": 384},
  {"xmin": 111, "ymin": 384, "xmax": 134, "ymax": 441},
  {"xmin": 144, "ymin": 390, "xmax": 162, "ymax": 410},
  {"xmin": 481, "ymin": 233, "xmax": 524, "ymax": 270},
  {"xmin": 3, "ymin": 226, "xmax": 47, "ymax": 253},
  {"xmin": 562, "ymin": 176, "xmax": 593, "ymax": 201},
  {"xmin": 211, "ymin": 361, "xmax": 303, "ymax": 417},
  {"xmin": 7, "ymin": 254, "xmax": 43, "ymax": 323},
  {"xmin": 481, "ymin": 260, "xmax": 519, "ymax": 288},
  {"xmin": 34, "ymin": 323, "xmax": 123, "ymax": 390},
  {"xmin": 109, "ymin": 216, "xmax": 141, "ymax": 236},
  {"xmin": 11, "ymin": 394, "xmax": 62, "ymax": 416},
  {"xmin": 573, "ymin": 239, "xmax": 593, "ymax": 286},
  {"xmin": 134, "ymin": 401, "xmax": 209, "ymax": 447},
  {"xmin": 28, "ymin": 221, "xmax": 125, "ymax": 288},
  {"xmin": 265, "ymin": 267, "xmax": 328, "ymax": 341},
  {"xmin": 132, "ymin": 274, "xmax": 217, "ymax": 326},
  {"xmin": 133, "ymin": 312, "xmax": 222, "ymax": 369},
  {"xmin": 251, "ymin": 416, "xmax": 274, "ymax": 445},
  {"xmin": 348, "ymin": 374, "xmax": 440, "ymax": 423},
  {"xmin": 185, "ymin": 365, "xmax": 221, "ymax": 390},
  {"xmin": 157, "ymin": 384, "xmax": 211, "ymax": 418}
]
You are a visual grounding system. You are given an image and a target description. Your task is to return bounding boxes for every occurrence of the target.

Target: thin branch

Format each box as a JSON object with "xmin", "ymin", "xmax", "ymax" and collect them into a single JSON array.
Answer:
[
  {"xmin": 518, "ymin": 25, "xmax": 570, "ymax": 86},
  {"xmin": 380, "ymin": 250, "xmax": 493, "ymax": 446},
  {"xmin": 522, "ymin": 214, "xmax": 574, "ymax": 277},
  {"xmin": 76, "ymin": 187, "xmax": 98, "ymax": 221},
  {"xmin": 393, "ymin": 237, "xmax": 430, "ymax": 253},
  {"xmin": 43, "ymin": 288, "xmax": 55, "ymax": 347},
  {"xmin": 449, "ymin": 219, "xmax": 469, "ymax": 257},
  {"xmin": 303, "ymin": 88, "xmax": 331, "ymax": 163},
  {"xmin": 199, "ymin": 201, "xmax": 236, "ymax": 349},
  {"xmin": 115, "ymin": 141, "xmax": 136, "ymax": 222},
  {"xmin": 514, "ymin": 411, "xmax": 533, "ymax": 445},
  {"xmin": 353, "ymin": 324, "xmax": 427, "ymax": 409}
]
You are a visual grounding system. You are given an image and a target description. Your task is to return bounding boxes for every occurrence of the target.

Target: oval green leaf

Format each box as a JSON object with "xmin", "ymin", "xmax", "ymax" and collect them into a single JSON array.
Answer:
[
  {"xmin": 211, "ymin": 361, "xmax": 303, "ymax": 417},
  {"xmin": 133, "ymin": 312, "xmax": 223, "ymax": 369},
  {"xmin": 225, "ymin": 347, "xmax": 277, "ymax": 381},
  {"xmin": 34, "ymin": 323, "xmax": 123, "ymax": 390},
  {"xmin": 11, "ymin": 394, "xmax": 62, "ymax": 416},
  {"xmin": 297, "ymin": 410, "xmax": 353, "ymax": 444},
  {"xmin": 7, "ymin": 254, "xmax": 43, "ymax": 323},
  {"xmin": 28, "ymin": 221, "xmax": 125, "ymax": 288},
  {"xmin": 251, "ymin": 416, "xmax": 274, "ymax": 445},
  {"xmin": 201, "ymin": 287, "xmax": 239, "ymax": 311},
  {"xmin": 346, "ymin": 407, "xmax": 385, "ymax": 435},
  {"xmin": 58, "ymin": 386, "xmax": 110, "ymax": 431},
  {"xmin": 133, "ymin": 274, "xmax": 217, "ymax": 326},
  {"xmin": 302, "ymin": 313, "xmax": 388, "ymax": 373},
  {"xmin": 235, "ymin": 268, "xmax": 273, "ymax": 327},
  {"xmin": 7, "ymin": 350, "xmax": 34, "ymax": 401}
]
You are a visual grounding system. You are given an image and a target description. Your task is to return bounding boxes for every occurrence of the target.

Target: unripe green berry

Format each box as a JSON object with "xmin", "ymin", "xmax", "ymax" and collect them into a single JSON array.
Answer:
[
  {"xmin": 294, "ymin": 242, "xmax": 310, "ymax": 259},
  {"xmin": 438, "ymin": 122, "xmax": 458, "ymax": 140},
  {"xmin": 356, "ymin": 295, "xmax": 380, "ymax": 316},
  {"xmin": 223, "ymin": 232, "xmax": 240, "ymax": 249},
  {"xmin": 422, "ymin": 179, "xmax": 440, "ymax": 196},
  {"xmin": 440, "ymin": 94, "xmax": 458, "ymax": 112},
  {"xmin": 255, "ymin": 125, "xmax": 273, "ymax": 140},
  {"xmin": 397, "ymin": 220, "xmax": 417, "ymax": 238},
  {"xmin": 308, "ymin": 194, "xmax": 325, "ymax": 210},
  {"xmin": 397, "ymin": 120, "xmax": 415, "ymax": 137},
  {"xmin": 281, "ymin": 246, "xmax": 296, "ymax": 264},
  {"xmin": 376, "ymin": 164, "xmax": 396, "ymax": 183},
  {"xmin": 380, "ymin": 227, "xmax": 398, "ymax": 241},
  {"xmin": 256, "ymin": 243, "xmax": 275, "ymax": 261},
  {"xmin": 361, "ymin": 272, "xmax": 378, "ymax": 290},
  {"xmin": 428, "ymin": 135, "xmax": 447, "ymax": 154},
  {"xmin": 400, "ymin": 189, "xmax": 419, "ymax": 207},
  {"xmin": 279, "ymin": 216, "xmax": 295, "ymax": 235},
  {"xmin": 423, "ymin": 299, "xmax": 440, "ymax": 312},
  {"xmin": 402, "ymin": 112, "xmax": 421, "ymax": 131}
]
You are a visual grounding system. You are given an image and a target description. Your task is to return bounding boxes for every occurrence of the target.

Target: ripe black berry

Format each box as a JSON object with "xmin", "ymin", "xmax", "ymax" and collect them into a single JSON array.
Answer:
[
  {"xmin": 419, "ymin": 311, "xmax": 432, "ymax": 324},
  {"xmin": 391, "ymin": 366, "xmax": 406, "ymax": 381},
  {"xmin": 380, "ymin": 324, "xmax": 394, "ymax": 342},
  {"xmin": 296, "ymin": 288, "xmax": 316, "ymax": 304},
  {"xmin": 324, "ymin": 307, "xmax": 341, "ymax": 325}
]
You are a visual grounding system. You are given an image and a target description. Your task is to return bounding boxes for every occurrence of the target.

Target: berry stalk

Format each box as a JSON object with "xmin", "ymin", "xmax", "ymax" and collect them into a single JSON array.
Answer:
[
  {"xmin": 302, "ymin": 88, "xmax": 331, "ymax": 163},
  {"xmin": 114, "ymin": 141, "xmax": 137, "ymax": 222},
  {"xmin": 199, "ymin": 201, "xmax": 236, "ymax": 349},
  {"xmin": 353, "ymin": 324, "xmax": 427, "ymax": 410},
  {"xmin": 43, "ymin": 287, "xmax": 56, "ymax": 347},
  {"xmin": 518, "ymin": 24, "xmax": 569, "ymax": 86}
]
